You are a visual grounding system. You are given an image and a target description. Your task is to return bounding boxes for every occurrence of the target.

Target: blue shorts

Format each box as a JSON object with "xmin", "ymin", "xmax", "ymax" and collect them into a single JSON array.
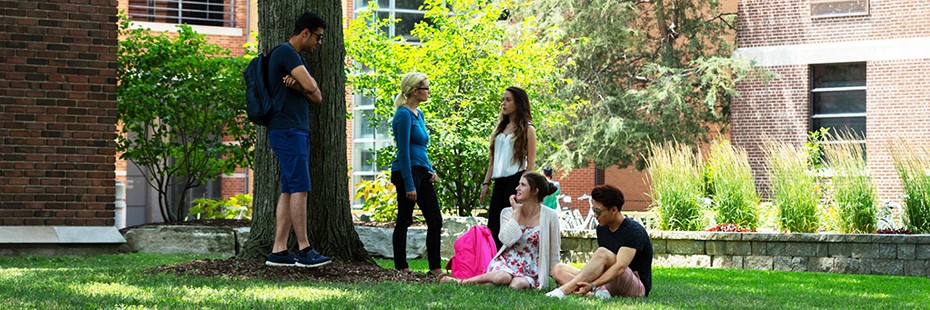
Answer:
[{"xmin": 268, "ymin": 128, "xmax": 311, "ymax": 193}]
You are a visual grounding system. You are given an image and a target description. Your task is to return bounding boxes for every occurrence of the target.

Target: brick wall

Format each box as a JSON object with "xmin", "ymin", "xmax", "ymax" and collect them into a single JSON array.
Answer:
[
  {"xmin": 865, "ymin": 59, "xmax": 930, "ymax": 201},
  {"xmin": 0, "ymin": 0, "xmax": 119, "ymax": 226},
  {"xmin": 604, "ymin": 166, "xmax": 651, "ymax": 212},
  {"xmin": 732, "ymin": 65, "xmax": 810, "ymax": 194},
  {"xmin": 553, "ymin": 164, "xmax": 595, "ymax": 215},
  {"xmin": 738, "ymin": 0, "xmax": 930, "ymax": 48}
]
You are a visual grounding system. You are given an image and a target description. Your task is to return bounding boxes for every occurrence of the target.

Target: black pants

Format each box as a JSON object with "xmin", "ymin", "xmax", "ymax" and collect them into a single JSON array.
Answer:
[
  {"xmin": 487, "ymin": 171, "xmax": 523, "ymax": 250},
  {"xmin": 391, "ymin": 166, "xmax": 443, "ymax": 270}
]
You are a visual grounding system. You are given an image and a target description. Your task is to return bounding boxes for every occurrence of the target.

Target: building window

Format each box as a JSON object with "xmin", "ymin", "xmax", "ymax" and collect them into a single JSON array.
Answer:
[
  {"xmin": 128, "ymin": 0, "xmax": 235, "ymax": 27},
  {"xmin": 810, "ymin": 62, "xmax": 867, "ymax": 157},
  {"xmin": 352, "ymin": 95, "xmax": 392, "ymax": 208},
  {"xmin": 811, "ymin": 0, "xmax": 869, "ymax": 18},
  {"xmin": 355, "ymin": 0, "xmax": 426, "ymax": 42}
]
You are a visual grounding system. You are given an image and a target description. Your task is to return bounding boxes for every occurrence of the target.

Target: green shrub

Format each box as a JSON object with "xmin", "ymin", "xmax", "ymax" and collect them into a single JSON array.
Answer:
[
  {"xmin": 647, "ymin": 142, "xmax": 704, "ymax": 231},
  {"xmin": 187, "ymin": 194, "xmax": 252, "ymax": 221},
  {"xmin": 891, "ymin": 141, "xmax": 930, "ymax": 233},
  {"xmin": 805, "ymin": 127, "xmax": 830, "ymax": 169},
  {"xmin": 763, "ymin": 138, "xmax": 820, "ymax": 233},
  {"xmin": 353, "ymin": 171, "xmax": 398, "ymax": 222},
  {"xmin": 706, "ymin": 139, "xmax": 760, "ymax": 230},
  {"xmin": 824, "ymin": 132, "xmax": 876, "ymax": 233}
]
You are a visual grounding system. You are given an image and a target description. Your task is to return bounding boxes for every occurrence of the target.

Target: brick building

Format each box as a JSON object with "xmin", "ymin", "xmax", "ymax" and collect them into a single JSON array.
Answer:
[
  {"xmin": 733, "ymin": 0, "xmax": 930, "ymax": 200},
  {"xmin": 0, "ymin": 0, "xmax": 124, "ymax": 252}
]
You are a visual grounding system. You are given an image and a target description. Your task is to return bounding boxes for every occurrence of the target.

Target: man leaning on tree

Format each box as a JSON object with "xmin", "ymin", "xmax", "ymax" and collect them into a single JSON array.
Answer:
[{"xmin": 264, "ymin": 12, "xmax": 332, "ymax": 268}]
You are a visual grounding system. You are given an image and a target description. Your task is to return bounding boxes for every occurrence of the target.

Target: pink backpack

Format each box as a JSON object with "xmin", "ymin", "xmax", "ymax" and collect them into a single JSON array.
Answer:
[{"xmin": 446, "ymin": 225, "xmax": 498, "ymax": 279}]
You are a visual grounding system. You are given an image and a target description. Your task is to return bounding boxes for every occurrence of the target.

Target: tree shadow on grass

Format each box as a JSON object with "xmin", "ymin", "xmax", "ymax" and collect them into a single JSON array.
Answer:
[{"xmin": 1, "ymin": 255, "xmax": 927, "ymax": 309}]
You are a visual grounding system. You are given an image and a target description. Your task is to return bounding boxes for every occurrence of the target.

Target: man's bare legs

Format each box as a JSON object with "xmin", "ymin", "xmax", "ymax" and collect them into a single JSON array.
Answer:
[
  {"xmin": 552, "ymin": 248, "xmax": 616, "ymax": 295},
  {"xmin": 289, "ymin": 192, "xmax": 310, "ymax": 250},
  {"xmin": 272, "ymin": 192, "xmax": 310, "ymax": 253}
]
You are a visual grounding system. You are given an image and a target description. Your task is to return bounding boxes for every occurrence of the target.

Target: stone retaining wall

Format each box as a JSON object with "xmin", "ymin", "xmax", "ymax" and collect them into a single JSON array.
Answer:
[
  {"xmin": 561, "ymin": 230, "xmax": 930, "ymax": 276},
  {"xmin": 121, "ymin": 217, "xmax": 487, "ymax": 259}
]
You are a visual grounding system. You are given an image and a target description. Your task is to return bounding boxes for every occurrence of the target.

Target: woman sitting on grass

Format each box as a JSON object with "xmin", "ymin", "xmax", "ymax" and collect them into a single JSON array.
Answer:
[{"xmin": 440, "ymin": 172, "xmax": 561, "ymax": 290}]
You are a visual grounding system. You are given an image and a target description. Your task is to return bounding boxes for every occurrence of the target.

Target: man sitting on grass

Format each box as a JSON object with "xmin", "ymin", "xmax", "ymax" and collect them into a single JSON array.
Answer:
[{"xmin": 546, "ymin": 184, "xmax": 653, "ymax": 299}]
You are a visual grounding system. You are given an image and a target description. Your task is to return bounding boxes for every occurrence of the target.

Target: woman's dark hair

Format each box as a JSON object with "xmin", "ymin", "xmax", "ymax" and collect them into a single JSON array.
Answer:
[
  {"xmin": 293, "ymin": 12, "xmax": 327, "ymax": 36},
  {"xmin": 490, "ymin": 86, "xmax": 532, "ymax": 166},
  {"xmin": 522, "ymin": 171, "xmax": 557, "ymax": 203},
  {"xmin": 591, "ymin": 184, "xmax": 625, "ymax": 211}
]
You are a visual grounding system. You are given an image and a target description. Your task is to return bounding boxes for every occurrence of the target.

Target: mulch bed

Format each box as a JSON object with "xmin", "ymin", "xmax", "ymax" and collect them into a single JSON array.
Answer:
[
  {"xmin": 132, "ymin": 219, "xmax": 431, "ymax": 283},
  {"xmin": 147, "ymin": 258, "xmax": 434, "ymax": 284},
  {"xmin": 874, "ymin": 228, "xmax": 913, "ymax": 234}
]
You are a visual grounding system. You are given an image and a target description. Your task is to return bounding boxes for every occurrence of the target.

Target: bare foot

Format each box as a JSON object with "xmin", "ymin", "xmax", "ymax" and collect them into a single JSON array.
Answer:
[{"xmin": 437, "ymin": 274, "xmax": 461, "ymax": 284}]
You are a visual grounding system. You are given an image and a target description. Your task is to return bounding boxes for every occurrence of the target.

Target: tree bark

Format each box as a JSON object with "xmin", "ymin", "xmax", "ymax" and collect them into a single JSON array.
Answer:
[{"xmin": 240, "ymin": 0, "xmax": 373, "ymax": 264}]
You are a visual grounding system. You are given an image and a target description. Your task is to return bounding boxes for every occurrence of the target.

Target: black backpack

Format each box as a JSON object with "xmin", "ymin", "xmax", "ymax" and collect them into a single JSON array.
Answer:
[{"xmin": 243, "ymin": 45, "xmax": 285, "ymax": 126}]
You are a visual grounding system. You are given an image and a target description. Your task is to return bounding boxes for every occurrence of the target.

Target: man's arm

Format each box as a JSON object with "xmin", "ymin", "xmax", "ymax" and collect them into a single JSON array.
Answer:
[
  {"xmin": 589, "ymin": 247, "xmax": 636, "ymax": 287},
  {"xmin": 287, "ymin": 65, "xmax": 322, "ymax": 104}
]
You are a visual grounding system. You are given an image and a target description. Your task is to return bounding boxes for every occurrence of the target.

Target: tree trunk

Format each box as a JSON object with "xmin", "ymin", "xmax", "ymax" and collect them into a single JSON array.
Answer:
[{"xmin": 240, "ymin": 0, "xmax": 372, "ymax": 264}]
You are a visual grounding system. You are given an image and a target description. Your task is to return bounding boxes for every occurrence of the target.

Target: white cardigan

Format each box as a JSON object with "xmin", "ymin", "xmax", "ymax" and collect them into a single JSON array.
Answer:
[{"xmin": 489, "ymin": 206, "xmax": 562, "ymax": 289}]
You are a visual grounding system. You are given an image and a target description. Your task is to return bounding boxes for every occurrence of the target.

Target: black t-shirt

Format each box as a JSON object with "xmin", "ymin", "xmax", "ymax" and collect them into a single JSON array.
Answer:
[
  {"xmin": 267, "ymin": 42, "xmax": 311, "ymax": 131},
  {"xmin": 596, "ymin": 217, "xmax": 653, "ymax": 296}
]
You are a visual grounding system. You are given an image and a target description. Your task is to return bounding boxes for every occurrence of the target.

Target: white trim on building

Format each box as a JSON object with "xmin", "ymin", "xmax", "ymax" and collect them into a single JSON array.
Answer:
[{"xmin": 735, "ymin": 37, "xmax": 930, "ymax": 66}]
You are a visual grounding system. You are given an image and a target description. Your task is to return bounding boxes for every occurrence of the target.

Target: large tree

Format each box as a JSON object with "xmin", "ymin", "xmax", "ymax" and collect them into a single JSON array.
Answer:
[
  {"xmin": 519, "ymin": 0, "xmax": 766, "ymax": 170},
  {"xmin": 240, "ymin": 0, "xmax": 371, "ymax": 263}
]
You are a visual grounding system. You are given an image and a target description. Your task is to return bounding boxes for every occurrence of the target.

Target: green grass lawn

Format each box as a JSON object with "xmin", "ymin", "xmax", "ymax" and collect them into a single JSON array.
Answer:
[{"xmin": 0, "ymin": 253, "xmax": 927, "ymax": 309}]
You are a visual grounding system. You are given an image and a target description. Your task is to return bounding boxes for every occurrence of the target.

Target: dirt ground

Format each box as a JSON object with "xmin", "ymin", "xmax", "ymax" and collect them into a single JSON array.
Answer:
[
  {"xmin": 148, "ymin": 258, "xmax": 433, "ymax": 284},
  {"xmin": 134, "ymin": 219, "xmax": 433, "ymax": 284}
]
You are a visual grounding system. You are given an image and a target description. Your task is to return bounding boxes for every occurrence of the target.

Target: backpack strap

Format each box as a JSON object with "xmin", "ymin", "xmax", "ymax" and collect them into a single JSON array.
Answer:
[{"xmin": 262, "ymin": 43, "xmax": 290, "ymax": 111}]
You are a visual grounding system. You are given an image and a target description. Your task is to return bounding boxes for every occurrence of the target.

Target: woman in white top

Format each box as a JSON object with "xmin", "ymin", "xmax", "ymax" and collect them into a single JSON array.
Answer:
[
  {"xmin": 440, "ymin": 172, "xmax": 561, "ymax": 290},
  {"xmin": 480, "ymin": 86, "xmax": 537, "ymax": 249}
]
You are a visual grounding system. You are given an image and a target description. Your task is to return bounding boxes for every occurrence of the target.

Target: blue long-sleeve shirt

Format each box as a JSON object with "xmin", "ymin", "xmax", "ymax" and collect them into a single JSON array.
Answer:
[{"xmin": 391, "ymin": 106, "xmax": 434, "ymax": 192}]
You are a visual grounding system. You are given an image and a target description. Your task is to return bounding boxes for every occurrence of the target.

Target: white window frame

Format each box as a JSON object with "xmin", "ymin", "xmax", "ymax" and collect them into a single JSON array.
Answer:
[
  {"xmin": 354, "ymin": 0, "xmax": 427, "ymax": 42},
  {"xmin": 350, "ymin": 95, "xmax": 393, "ymax": 209},
  {"xmin": 127, "ymin": 0, "xmax": 236, "ymax": 28}
]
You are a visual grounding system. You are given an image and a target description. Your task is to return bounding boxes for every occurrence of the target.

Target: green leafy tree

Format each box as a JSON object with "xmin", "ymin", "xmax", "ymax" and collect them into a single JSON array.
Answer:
[
  {"xmin": 345, "ymin": 0, "xmax": 567, "ymax": 215},
  {"xmin": 518, "ymin": 0, "xmax": 768, "ymax": 170},
  {"xmin": 353, "ymin": 171, "xmax": 398, "ymax": 222},
  {"xmin": 116, "ymin": 16, "xmax": 254, "ymax": 222}
]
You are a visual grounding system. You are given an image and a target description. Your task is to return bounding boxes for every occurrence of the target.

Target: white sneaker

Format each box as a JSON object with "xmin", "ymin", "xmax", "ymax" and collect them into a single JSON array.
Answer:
[
  {"xmin": 594, "ymin": 288, "xmax": 612, "ymax": 299},
  {"xmin": 545, "ymin": 288, "xmax": 567, "ymax": 299}
]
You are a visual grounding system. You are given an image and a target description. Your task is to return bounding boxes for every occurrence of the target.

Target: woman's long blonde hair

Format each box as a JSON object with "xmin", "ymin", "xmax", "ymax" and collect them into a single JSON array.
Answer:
[
  {"xmin": 490, "ymin": 86, "xmax": 532, "ymax": 165},
  {"xmin": 394, "ymin": 72, "xmax": 428, "ymax": 109}
]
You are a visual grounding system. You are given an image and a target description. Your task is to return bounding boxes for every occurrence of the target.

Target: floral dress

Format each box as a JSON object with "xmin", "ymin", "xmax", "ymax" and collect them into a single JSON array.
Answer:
[{"xmin": 486, "ymin": 225, "xmax": 541, "ymax": 288}]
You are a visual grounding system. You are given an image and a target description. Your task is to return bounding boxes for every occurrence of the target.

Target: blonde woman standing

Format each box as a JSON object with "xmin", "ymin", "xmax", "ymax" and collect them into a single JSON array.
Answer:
[
  {"xmin": 390, "ymin": 72, "xmax": 443, "ymax": 278},
  {"xmin": 479, "ymin": 86, "xmax": 537, "ymax": 249}
]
